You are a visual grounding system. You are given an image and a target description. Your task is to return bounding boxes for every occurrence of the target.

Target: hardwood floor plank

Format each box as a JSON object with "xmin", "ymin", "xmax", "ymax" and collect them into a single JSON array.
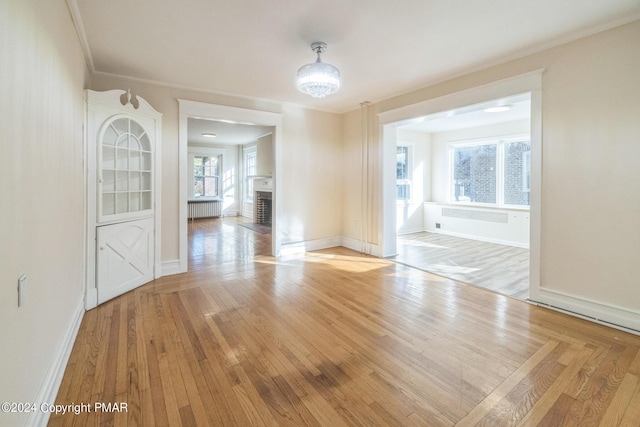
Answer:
[
  {"xmin": 599, "ymin": 371, "xmax": 639, "ymax": 427},
  {"xmin": 571, "ymin": 345, "xmax": 638, "ymax": 426},
  {"xmin": 515, "ymin": 344, "xmax": 594, "ymax": 426},
  {"xmin": 49, "ymin": 217, "xmax": 640, "ymax": 426},
  {"xmin": 456, "ymin": 340, "xmax": 559, "ymax": 426},
  {"xmin": 619, "ymin": 379, "xmax": 640, "ymax": 427},
  {"xmin": 472, "ymin": 342, "xmax": 571, "ymax": 426}
]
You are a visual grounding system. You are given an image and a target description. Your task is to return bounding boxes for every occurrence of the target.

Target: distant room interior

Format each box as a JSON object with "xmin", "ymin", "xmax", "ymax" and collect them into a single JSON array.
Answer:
[{"xmin": 391, "ymin": 94, "xmax": 531, "ymax": 299}]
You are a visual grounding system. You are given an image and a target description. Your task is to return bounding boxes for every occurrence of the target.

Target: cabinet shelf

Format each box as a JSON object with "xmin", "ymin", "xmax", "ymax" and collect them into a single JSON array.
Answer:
[{"xmin": 98, "ymin": 117, "xmax": 154, "ymax": 220}]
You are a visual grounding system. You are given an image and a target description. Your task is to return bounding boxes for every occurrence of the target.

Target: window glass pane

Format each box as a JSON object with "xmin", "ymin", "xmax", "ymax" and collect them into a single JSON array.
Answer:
[
  {"xmin": 396, "ymin": 146, "xmax": 408, "ymax": 180},
  {"xmin": 140, "ymin": 134, "xmax": 151, "ymax": 151},
  {"xmin": 194, "ymin": 177, "xmax": 204, "ymax": 196},
  {"xmin": 504, "ymin": 141, "xmax": 531, "ymax": 206},
  {"xmin": 129, "ymin": 120, "xmax": 145, "ymax": 139},
  {"xmin": 246, "ymin": 152, "xmax": 257, "ymax": 176},
  {"xmin": 103, "ymin": 126, "xmax": 118, "ymax": 146},
  {"xmin": 193, "ymin": 155, "xmax": 220, "ymax": 197},
  {"xmin": 129, "ymin": 136, "xmax": 141, "ymax": 151},
  {"xmin": 204, "ymin": 157, "xmax": 217, "ymax": 176},
  {"xmin": 204, "ymin": 177, "xmax": 218, "ymax": 197},
  {"xmin": 245, "ymin": 150, "xmax": 257, "ymax": 201},
  {"xmin": 453, "ymin": 145, "xmax": 497, "ymax": 203},
  {"xmin": 397, "ymin": 183, "xmax": 410, "ymax": 200},
  {"xmin": 396, "ymin": 146, "xmax": 411, "ymax": 200},
  {"xmin": 112, "ymin": 118, "xmax": 128, "ymax": 135}
]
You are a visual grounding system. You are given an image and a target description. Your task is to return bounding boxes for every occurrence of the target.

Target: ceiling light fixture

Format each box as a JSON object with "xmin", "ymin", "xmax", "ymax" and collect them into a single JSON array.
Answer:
[
  {"xmin": 483, "ymin": 105, "xmax": 512, "ymax": 113},
  {"xmin": 296, "ymin": 42, "xmax": 340, "ymax": 98},
  {"xmin": 201, "ymin": 132, "xmax": 217, "ymax": 138}
]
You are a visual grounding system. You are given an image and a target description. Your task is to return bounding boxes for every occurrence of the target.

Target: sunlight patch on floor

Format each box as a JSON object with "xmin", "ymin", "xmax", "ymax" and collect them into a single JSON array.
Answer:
[
  {"xmin": 386, "ymin": 269, "xmax": 450, "ymax": 283},
  {"xmin": 303, "ymin": 251, "xmax": 394, "ymax": 273},
  {"xmin": 427, "ymin": 264, "xmax": 482, "ymax": 275},
  {"xmin": 253, "ymin": 255, "xmax": 294, "ymax": 266}
]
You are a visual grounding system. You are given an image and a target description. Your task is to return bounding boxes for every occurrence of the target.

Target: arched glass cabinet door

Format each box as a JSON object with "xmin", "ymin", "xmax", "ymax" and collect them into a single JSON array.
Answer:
[{"xmin": 98, "ymin": 116, "xmax": 153, "ymax": 223}]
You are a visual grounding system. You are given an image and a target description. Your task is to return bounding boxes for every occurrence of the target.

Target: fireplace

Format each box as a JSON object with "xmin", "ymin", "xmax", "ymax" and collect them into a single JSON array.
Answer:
[
  {"xmin": 253, "ymin": 178, "xmax": 273, "ymax": 225},
  {"xmin": 255, "ymin": 191, "xmax": 272, "ymax": 225}
]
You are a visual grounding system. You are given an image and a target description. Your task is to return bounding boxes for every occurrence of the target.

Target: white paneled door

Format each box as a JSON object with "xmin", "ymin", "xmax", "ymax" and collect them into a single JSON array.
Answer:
[{"xmin": 96, "ymin": 218, "xmax": 154, "ymax": 304}]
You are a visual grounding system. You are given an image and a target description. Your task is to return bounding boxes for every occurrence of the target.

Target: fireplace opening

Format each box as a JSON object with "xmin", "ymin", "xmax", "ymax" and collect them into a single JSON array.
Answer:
[{"xmin": 255, "ymin": 191, "xmax": 272, "ymax": 225}]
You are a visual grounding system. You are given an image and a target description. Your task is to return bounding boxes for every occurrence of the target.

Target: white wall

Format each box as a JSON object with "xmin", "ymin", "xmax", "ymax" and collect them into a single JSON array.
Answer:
[
  {"xmin": 256, "ymin": 133, "xmax": 273, "ymax": 176},
  {"xmin": 0, "ymin": 1, "xmax": 88, "ymax": 425},
  {"xmin": 343, "ymin": 19, "xmax": 640, "ymax": 329},
  {"xmin": 280, "ymin": 106, "xmax": 343, "ymax": 245},
  {"xmin": 396, "ymin": 129, "xmax": 430, "ymax": 234}
]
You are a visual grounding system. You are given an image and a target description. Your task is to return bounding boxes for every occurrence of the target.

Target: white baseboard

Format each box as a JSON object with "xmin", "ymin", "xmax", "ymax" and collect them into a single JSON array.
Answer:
[
  {"xmin": 340, "ymin": 236, "xmax": 362, "ymax": 253},
  {"xmin": 397, "ymin": 227, "xmax": 424, "ymax": 236},
  {"xmin": 427, "ymin": 228, "xmax": 529, "ymax": 249},
  {"xmin": 161, "ymin": 259, "xmax": 183, "ymax": 276},
  {"xmin": 85, "ymin": 286, "xmax": 97, "ymax": 310},
  {"xmin": 280, "ymin": 236, "xmax": 343, "ymax": 256},
  {"xmin": 339, "ymin": 237, "xmax": 383, "ymax": 257},
  {"xmin": 27, "ymin": 298, "xmax": 85, "ymax": 427},
  {"xmin": 530, "ymin": 287, "xmax": 640, "ymax": 334}
]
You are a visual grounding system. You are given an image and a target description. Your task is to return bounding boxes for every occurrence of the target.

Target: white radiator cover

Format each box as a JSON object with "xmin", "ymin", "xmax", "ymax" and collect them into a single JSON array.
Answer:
[
  {"xmin": 424, "ymin": 202, "xmax": 529, "ymax": 248},
  {"xmin": 188, "ymin": 200, "xmax": 222, "ymax": 219}
]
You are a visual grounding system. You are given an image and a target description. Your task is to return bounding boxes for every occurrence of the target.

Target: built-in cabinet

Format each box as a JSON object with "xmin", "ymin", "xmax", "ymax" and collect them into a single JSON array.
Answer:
[
  {"xmin": 85, "ymin": 90, "xmax": 162, "ymax": 309},
  {"xmin": 99, "ymin": 117, "xmax": 153, "ymax": 222}
]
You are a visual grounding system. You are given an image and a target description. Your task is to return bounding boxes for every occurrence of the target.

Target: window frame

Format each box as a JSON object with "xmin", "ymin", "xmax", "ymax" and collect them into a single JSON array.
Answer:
[
  {"xmin": 396, "ymin": 143, "xmax": 413, "ymax": 203},
  {"xmin": 448, "ymin": 134, "xmax": 530, "ymax": 209},
  {"xmin": 192, "ymin": 154, "xmax": 222, "ymax": 198},
  {"xmin": 243, "ymin": 145, "xmax": 257, "ymax": 202},
  {"xmin": 522, "ymin": 150, "xmax": 531, "ymax": 193}
]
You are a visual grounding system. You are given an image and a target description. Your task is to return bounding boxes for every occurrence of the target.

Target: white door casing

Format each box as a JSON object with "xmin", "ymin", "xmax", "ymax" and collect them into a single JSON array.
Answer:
[{"xmin": 85, "ymin": 90, "xmax": 162, "ymax": 309}]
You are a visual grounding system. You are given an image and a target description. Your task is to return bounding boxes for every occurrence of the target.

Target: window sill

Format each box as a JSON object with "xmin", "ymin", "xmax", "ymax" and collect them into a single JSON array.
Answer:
[{"xmin": 425, "ymin": 201, "xmax": 530, "ymax": 212}]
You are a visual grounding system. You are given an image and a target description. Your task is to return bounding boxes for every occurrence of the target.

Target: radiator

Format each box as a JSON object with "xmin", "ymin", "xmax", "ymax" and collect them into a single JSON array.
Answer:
[
  {"xmin": 188, "ymin": 200, "xmax": 222, "ymax": 219},
  {"xmin": 442, "ymin": 207, "xmax": 508, "ymax": 223}
]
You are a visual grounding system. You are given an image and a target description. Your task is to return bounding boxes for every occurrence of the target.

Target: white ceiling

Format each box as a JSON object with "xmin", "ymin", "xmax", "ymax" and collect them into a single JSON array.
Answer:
[
  {"xmin": 400, "ymin": 93, "xmax": 531, "ymax": 134},
  {"xmin": 72, "ymin": 0, "xmax": 640, "ymax": 113},
  {"xmin": 188, "ymin": 118, "xmax": 272, "ymax": 145}
]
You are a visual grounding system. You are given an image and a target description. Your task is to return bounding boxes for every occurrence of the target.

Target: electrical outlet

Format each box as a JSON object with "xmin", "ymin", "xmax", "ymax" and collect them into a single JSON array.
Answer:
[
  {"xmin": 18, "ymin": 275, "xmax": 27, "ymax": 307},
  {"xmin": 435, "ymin": 223, "xmax": 441, "ymax": 229}
]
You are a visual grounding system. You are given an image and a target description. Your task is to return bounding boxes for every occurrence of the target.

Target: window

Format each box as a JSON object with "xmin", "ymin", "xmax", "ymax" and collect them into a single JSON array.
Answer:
[
  {"xmin": 244, "ymin": 147, "xmax": 257, "ymax": 201},
  {"xmin": 452, "ymin": 144, "xmax": 497, "ymax": 204},
  {"xmin": 504, "ymin": 142, "xmax": 531, "ymax": 206},
  {"xmin": 450, "ymin": 136, "xmax": 530, "ymax": 207},
  {"xmin": 193, "ymin": 155, "xmax": 220, "ymax": 197},
  {"xmin": 396, "ymin": 145, "xmax": 411, "ymax": 201}
]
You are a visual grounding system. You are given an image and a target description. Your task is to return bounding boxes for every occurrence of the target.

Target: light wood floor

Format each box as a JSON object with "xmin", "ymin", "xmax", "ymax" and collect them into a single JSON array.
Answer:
[
  {"xmin": 50, "ymin": 217, "xmax": 640, "ymax": 426},
  {"xmin": 394, "ymin": 232, "xmax": 530, "ymax": 300}
]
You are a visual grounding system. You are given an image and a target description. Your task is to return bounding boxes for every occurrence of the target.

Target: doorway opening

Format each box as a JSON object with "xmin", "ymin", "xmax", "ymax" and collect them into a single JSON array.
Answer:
[
  {"xmin": 393, "ymin": 94, "xmax": 531, "ymax": 299},
  {"xmin": 178, "ymin": 100, "xmax": 283, "ymax": 274},
  {"xmin": 378, "ymin": 71, "xmax": 543, "ymax": 300}
]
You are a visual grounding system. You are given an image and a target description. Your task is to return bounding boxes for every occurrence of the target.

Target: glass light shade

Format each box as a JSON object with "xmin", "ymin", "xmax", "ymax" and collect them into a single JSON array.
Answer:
[{"xmin": 297, "ymin": 59, "xmax": 340, "ymax": 98}]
